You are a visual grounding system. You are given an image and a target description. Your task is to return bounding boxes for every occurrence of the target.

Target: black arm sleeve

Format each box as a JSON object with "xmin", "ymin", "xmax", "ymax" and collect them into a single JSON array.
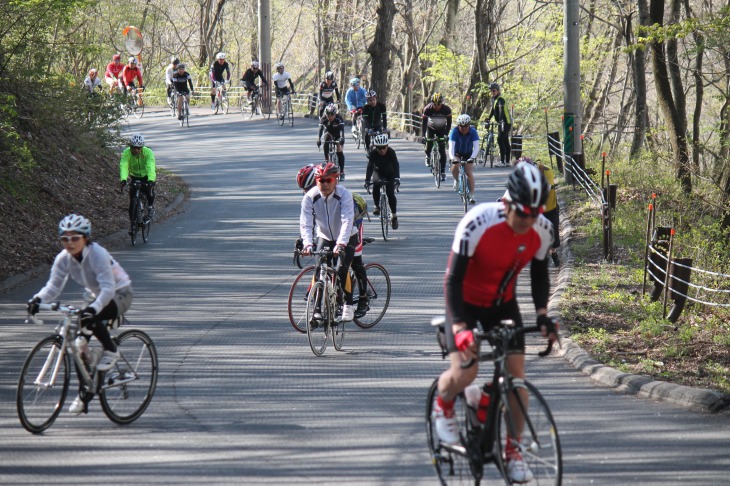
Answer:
[
  {"xmin": 444, "ymin": 251, "xmax": 470, "ymax": 352},
  {"xmin": 530, "ymin": 257, "xmax": 550, "ymax": 311}
]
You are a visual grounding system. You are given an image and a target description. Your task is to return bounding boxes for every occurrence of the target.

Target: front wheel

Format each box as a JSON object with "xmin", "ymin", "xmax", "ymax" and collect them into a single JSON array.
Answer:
[
  {"xmin": 17, "ymin": 336, "xmax": 70, "ymax": 434},
  {"xmin": 130, "ymin": 200, "xmax": 141, "ymax": 246},
  {"xmin": 100, "ymin": 329, "xmax": 158, "ymax": 424},
  {"xmin": 460, "ymin": 172, "xmax": 469, "ymax": 214},
  {"xmin": 353, "ymin": 262, "xmax": 391, "ymax": 329},
  {"xmin": 477, "ymin": 148, "xmax": 486, "ymax": 167},
  {"xmin": 306, "ymin": 281, "xmax": 330, "ymax": 356},
  {"xmin": 497, "ymin": 380, "xmax": 562, "ymax": 485},
  {"xmin": 133, "ymin": 97, "xmax": 144, "ymax": 119},
  {"xmin": 433, "ymin": 152, "xmax": 442, "ymax": 188},
  {"xmin": 277, "ymin": 99, "xmax": 285, "ymax": 126},
  {"xmin": 288, "ymin": 98, "xmax": 294, "ymax": 127},
  {"xmin": 288, "ymin": 266, "xmax": 315, "ymax": 333},
  {"xmin": 222, "ymin": 93, "xmax": 229, "ymax": 114},
  {"xmin": 380, "ymin": 194, "xmax": 390, "ymax": 241}
]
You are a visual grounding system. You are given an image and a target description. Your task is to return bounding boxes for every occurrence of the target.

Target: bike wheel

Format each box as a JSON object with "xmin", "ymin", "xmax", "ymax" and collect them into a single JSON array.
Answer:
[
  {"xmin": 460, "ymin": 173, "xmax": 469, "ymax": 214},
  {"xmin": 353, "ymin": 262, "xmax": 391, "ymax": 329},
  {"xmin": 379, "ymin": 194, "xmax": 389, "ymax": 241},
  {"xmin": 433, "ymin": 153, "xmax": 441, "ymax": 188},
  {"xmin": 169, "ymin": 96, "xmax": 176, "ymax": 118},
  {"xmin": 130, "ymin": 201, "xmax": 141, "ymax": 246},
  {"xmin": 497, "ymin": 380, "xmax": 562, "ymax": 485},
  {"xmin": 222, "ymin": 93, "xmax": 229, "ymax": 114},
  {"xmin": 306, "ymin": 281, "xmax": 330, "ymax": 356},
  {"xmin": 487, "ymin": 134, "xmax": 495, "ymax": 168},
  {"xmin": 426, "ymin": 379, "xmax": 477, "ymax": 485},
  {"xmin": 100, "ymin": 329, "xmax": 158, "ymax": 425},
  {"xmin": 248, "ymin": 96, "xmax": 257, "ymax": 119},
  {"xmin": 17, "ymin": 336, "xmax": 70, "ymax": 434},
  {"xmin": 133, "ymin": 98, "xmax": 144, "ymax": 119},
  {"xmin": 277, "ymin": 101, "xmax": 285, "ymax": 126},
  {"xmin": 141, "ymin": 200, "xmax": 151, "ymax": 243},
  {"xmin": 332, "ymin": 313, "xmax": 345, "ymax": 351},
  {"xmin": 185, "ymin": 101, "xmax": 190, "ymax": 127},
  {"xmin": 477, "ymin": 148, "xmax": 486, "ymax": 168},
  {"xmin": 288, "ymin": 266, "xmax": 315, "ymax": 333},
  {"xmin": 288, "ymin": 99, "xmax": 294, "ymax": 127}
]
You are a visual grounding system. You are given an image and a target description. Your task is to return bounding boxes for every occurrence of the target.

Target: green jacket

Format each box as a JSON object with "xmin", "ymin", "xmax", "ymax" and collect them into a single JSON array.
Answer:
[{"xmin": 120, "ymin": 146, "xmax": 156, "ymax": 182}]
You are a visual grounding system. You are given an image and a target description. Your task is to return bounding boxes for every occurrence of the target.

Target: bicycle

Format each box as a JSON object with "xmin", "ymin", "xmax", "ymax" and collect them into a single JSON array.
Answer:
[
  {"xmin": 276, "ymin": 91, "xmax": 294, "ymax": 127},
  {"xmin": 168, "ymin": 90, "xmax": 177, "ymax": 118},
  {"xmin": 212, "ymin": 81, "xmax": 229, "ymax": 115},
  {"xmin": 176, "ymin": 91, "xmax": 190, "ymax": 128},
  {"xmin": 425, "ymin": 136, "xmax": 447, "ymax": 188},
  {"xmin": 351, "ymin": 109, "xmax": 364, "ymax": 149},
  {"xmin": 120, "ymin": 86, "xmax": 144, "ymax": 120},
  {"xmin": 452, "ymin": 158, "xmax": 473, "ymax": 214},
  {"xmin": 426, "ymin": 317, "xmax": 562, "ymax": 485},
  {"xmin": 367, "ymin": 180, "xmax": 399, "ymax": 241},
  {"xmin": 241, "ymin": 85, "xmax": 262, "ymax": 119},
  {"xmin": 321, "ymin": 138, "xmax": 340, "ymax": 164},
  {"xmin": 289, "ymin": 243, "xmax": 391, "ymax": 333},
  {"xmin": 17, "ymin": 302, "xmax": 158, "ymax": 434},
  {"xmin": 477, "ymin": 122, "xmax": 497, "ymax": 168},
  {"xmin": 125, "ymin": 179, "xmax": 152, "ymax": 246}
]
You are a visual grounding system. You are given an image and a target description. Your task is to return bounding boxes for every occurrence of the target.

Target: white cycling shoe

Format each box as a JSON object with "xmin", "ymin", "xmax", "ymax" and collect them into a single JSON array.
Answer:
[
  {"xmin": 507, "ymin": 456, "xmax": 534, "ymax": 483},
  {"xmin": 68, "ymin": 395, "xmax": 84, "ymax": 415},
  {"xmin": 341, "ymin": 305, "xmax": 354, "ymax": 322},
  {"xmin": 96, "ymin": 350, "xmax": 119, "ymax": 372},
  {"xmin": 432, "ymin": 399, "xmax": 460, "ymax": 444}
]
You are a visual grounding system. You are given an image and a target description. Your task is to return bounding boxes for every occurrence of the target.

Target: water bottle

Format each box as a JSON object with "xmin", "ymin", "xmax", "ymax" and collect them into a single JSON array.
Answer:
[{"xmin": 464, "ymin": 383, "xmax": 491, "ymax": 427}]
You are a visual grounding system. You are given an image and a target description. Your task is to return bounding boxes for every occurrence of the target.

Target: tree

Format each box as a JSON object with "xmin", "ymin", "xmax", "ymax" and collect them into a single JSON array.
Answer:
[{"xmin": 367, "ymin": 0, "xmax": 396, "ymax": 103}]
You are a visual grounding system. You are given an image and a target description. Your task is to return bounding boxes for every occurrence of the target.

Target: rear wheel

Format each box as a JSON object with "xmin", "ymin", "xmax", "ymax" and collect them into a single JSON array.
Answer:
[
  {"xmin": 100, "ymin": 329, "xmax": 158, "ymax": 424},
  {"xmin": 306, "ymin": 281, "xmax": 330, "ymax": 356},
  {"xmin": 497, "ymin": 380, "xmax": 562, "ymax": 485},
  {"xmin": 353, "ymin": 262, "xmax": 391, "ymax": 329},
  {"xmin": 287, "ymin": 266, "xmax": 315, "ymax": 333},
  {"xmin": 17, "ymin": 336, "xmax": 70, "ymax": 434}
]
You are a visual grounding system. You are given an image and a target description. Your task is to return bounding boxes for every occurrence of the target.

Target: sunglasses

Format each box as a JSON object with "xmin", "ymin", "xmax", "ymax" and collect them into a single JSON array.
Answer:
[
  {"xmin": 376, "ymin": 146, "xmax": 388, "ymax": 151},
  {"xmin": 317, "ymin": 177, "xmax": 335, "ymax": 184},
  {"xmin": 60, "ymin": 235, "xmax": 84, "ymax": 243},
  {"xmin": 512, "ymin": 204, "xmax": 541, "ymax": 218}
]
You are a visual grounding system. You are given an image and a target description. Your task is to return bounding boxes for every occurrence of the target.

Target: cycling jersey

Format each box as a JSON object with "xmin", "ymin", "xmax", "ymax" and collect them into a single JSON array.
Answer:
[
  {"xmin": 361, "ymin": 102, "xmax": 387, "ymax": 130},
  {"xmin": 120, "ymin": 66, "xmax": 143, "ymax": 86},
  {"xmin": 120, "ymin": 146, "xmax": 156, "ymax": 182},
  {"xmin": 448, "ymin": 126, "xmax": 480, "ymax": 159},
  {"xmin": 318, "ymin": 114, "xmax": 345, "ymax": 139},
  {"xmin": 489, "ymin": 95, "xmax": 512, "ymax": 126},
  {"xmin": 422, "ymin": 103, "xmax": 452, "ymax": 133},
  {"xmin": 209, "ymin": 61, "xmax": 231, "ymax": 83},
  {"xmin": 164, "ymin": 64, "xmax": 176, "ymax": 86},
  {"xmin": 365, "ymin": 147, "xmax": 400, "ymax": 181},
  {"xmin": 83, "ymin": 76, "xmax": 102, "ymax": 94},
  {"xmin": 345, "ymin": 87, "xmax": 367, "ymax": 111},
  {"xmin": 300, "ymin": 185, "xmax": 356, "ymax": 248},
  {"xmin": 34, "ymin": 242, "xmax": 131, "ymax": 314},
  {"xmin": 273, "ymin": 71, "xmax": 293, "ymax": 89},
  {"xmin": 445, "ymin": 202, "xmax": 552, "ymax": 324},
  {"xmin": 171, "ymin": 71, "xmax": 194, "ymax": 94},
  {"xmin": 241, "ymin": 68, "xmax": 267, "ymax": 87},
  {"xmin": 319, "ymin": 80, "xmax": 340, "ymax": 102},
  {"xmin": 105, "ymin": 62, "xmax": 123, "ymax": 80}
]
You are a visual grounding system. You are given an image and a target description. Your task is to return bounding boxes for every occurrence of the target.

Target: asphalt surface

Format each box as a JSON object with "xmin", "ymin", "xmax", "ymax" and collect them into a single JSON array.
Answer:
[{"xmin": 1, "ymin": 107, "xmax": 728, "ymax": 484}]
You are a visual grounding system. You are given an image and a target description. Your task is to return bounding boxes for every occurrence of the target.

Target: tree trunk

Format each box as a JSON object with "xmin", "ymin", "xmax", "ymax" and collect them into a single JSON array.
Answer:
[
  {"xmin": 630, "ymin": 0, "xmax": 649, "ymax": 158},
  {"xmin": 465, "ymin": 0, "xmax": 496, "ymax": 117},
  {"xmin": 367, "ymin": 0, "xmax": 396, "ymax": 104}
]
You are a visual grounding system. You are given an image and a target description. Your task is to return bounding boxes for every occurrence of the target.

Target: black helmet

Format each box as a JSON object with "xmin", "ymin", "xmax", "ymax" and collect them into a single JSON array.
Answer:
[
  {"xmin": 505, "ymin": 163, "xmax": 548, "ymax": 215},
  {"xmin": 489, "ymin": 82, "xmax": 500, "ymax": 91}
]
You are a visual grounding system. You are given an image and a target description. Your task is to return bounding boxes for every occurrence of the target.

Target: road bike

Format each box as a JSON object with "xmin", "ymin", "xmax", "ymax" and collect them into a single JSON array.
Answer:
[
  {"xmin": 176, "ymin": 91, "xmax": 190, "ymax": 127},
  {"xmin": 276, "ymin": 91, "xmax": 294, "ymax": 127},
  {"xmin": 322, "ymin": 138, "xmax": 340, "ymax": 164},
  {"xmin": 125, "ymin": 179, "xmax": 152, "ymax": 246},
  {"xmin": 168, "ymin": 90, "xmax": 177, "ymax": 118},
  {"xmin": 452, "ymin": 158, "xmax": 473, "ymax": 214},
  {"xmin": 425, "ymin": 136, "xmax": 447, "ymax": 188},
  {"xmin": 241, "ymin": 85, "xmax": 261, "ymax": 118},
  {"xmin": 212, "ymin": 81, "xmax": 229, "ymax": 115},
  {"xmin": 351, "ymin": 108, "xmax": 364, "ymax": 149},
  {"xmin": 367, "ymin": 180, "xmax": 399, "ymax": 241},
  {"xmin": 289, "ymin": 247, "xmax": 391, "ymax": 335},
  {"xmin": 17, "ymin": 302, "xmax": 158, "ymax": 434},
  {"xmin": 120, "ymin": 86, "xmax": 144, "ymax": 120},
  {"xmin": 477, "ymin": 122, "xmax": 497, "ymax": 168},
  {"xmin": 426, "ymin": 317, "xmax": 562, "ymax": 485}
]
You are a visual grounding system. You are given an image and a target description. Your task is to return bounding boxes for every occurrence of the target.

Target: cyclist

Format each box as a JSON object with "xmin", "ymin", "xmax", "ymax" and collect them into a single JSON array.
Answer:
[
  {"xmin": 432, "ymin": 163, "xmax": 559, "ymax": 483},
  {"xmin": 364, "ymin": 134, "xmax": 400, "ymax": 230},
  {"xmin": 164, "ymin": 56, "xmax": 179, "ymax": 105},
  {"xmin": 27, "ymin": 214, "xmax": 133, "ymax": 415},
  {"xmin": 119, "ymin": 57, "xmax": 144, "ymax": 104},
  {"xmin": 344, "ymin": 77, "xmax": 367, "ymax": 137},
  {"xmin": 448, "ymin": 114, "xmax": 480, "ymax": 204},
  {"xmin": 316, "ymin": 103, "xmax": 347, "ymax": 179},
  {"xmin": 119, "ymin": 134, "xmax": 156, "ymax": 234},
  {"xmin": 361, "ymin": 90, "xmax": 388, "ymax": 151},
  {"xmin": 318, "ymin": 71, "xmax": 341, "ymax": 117},
  {"xmin": 421, "ymin": 92, "xmax": 452, "ymax": 180},
  {"xmin": 82, "ymin": 68, "xmax": 103, "ymax": 95},
  {"xmin": 300, "ymin": 162, "xmax": 358, "ymax": 322},
  {"xmin": 171, "ymin": 63, "xmax": 195, "ymax": 120},
  {"xmin": 104, "ymin": 53, "xmax": 123, "ymax": 94},
  {"xmin": 297, "ymin": 164, "xmax": 370, "ymax": 317},
  {"xmin": 209, "ymin": 52, "xmax": 231, "ymax": 110},
  {"xmin": 272, "ymin": 62, "xmax": 296, "ymax": 118},
  {"xmin": 486, "ymin": 82, "xmax": 512, "ymax": 166},
  {"xmin": 240, "ymin": 60, "xmax": 268, "ymax": 105},
  {"xmin": 528, "ymin": 157, "xmax": 560, "ymax": 266}
]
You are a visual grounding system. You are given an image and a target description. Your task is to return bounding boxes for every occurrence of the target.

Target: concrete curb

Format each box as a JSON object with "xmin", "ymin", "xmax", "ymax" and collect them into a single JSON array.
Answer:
[
  {"xmin": 550, "ymin": 200, "xmax": 730, "ymax": 414},
  {"xmin": 0, "ymin": 190, "xmax": 187, "ymax": 296}
]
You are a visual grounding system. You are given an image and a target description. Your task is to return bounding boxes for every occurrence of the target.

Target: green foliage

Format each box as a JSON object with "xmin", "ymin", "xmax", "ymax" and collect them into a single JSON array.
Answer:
[
  {"xmin": 420, "ymin": 44, "xmax": 471, "ymax": 111},
  {"xmin": 0, "ymin": 92, "xmax": 34, "ymax": 175}
]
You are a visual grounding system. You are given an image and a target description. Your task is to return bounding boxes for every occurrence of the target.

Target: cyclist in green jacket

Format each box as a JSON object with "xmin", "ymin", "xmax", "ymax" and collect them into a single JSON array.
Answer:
[{"xmin": 119, "ymin": 134, "xmax": 156, "ymax": 233}]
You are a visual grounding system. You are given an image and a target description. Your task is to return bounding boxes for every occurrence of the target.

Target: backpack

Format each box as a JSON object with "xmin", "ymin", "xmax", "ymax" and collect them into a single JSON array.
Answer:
[{"xmin": 352, "ymin": 192, "xmax": 369, "ymax": 221}]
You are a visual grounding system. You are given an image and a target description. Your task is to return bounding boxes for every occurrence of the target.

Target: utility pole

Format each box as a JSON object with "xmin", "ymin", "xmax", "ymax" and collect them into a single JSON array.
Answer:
[
  {"xmin": 564, "ymin": 0, "xmax": 582, "ymax": 183},
  {"xmin": 258, "ymin": 0, "xmax": 271, "ymax": 114}
]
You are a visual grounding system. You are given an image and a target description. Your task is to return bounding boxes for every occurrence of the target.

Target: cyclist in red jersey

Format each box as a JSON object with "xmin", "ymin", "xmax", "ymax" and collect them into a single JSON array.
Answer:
[
  {"xmin": 120, "ymin": 57, "xmax": 144, "ymax": 105},
  {"xmin": 432, "ymin": 163, "xmax": 560, "ymax": 484},
  {"xmin": 104, "ymin": 54, "xmax": 124, "ymax": 94}
]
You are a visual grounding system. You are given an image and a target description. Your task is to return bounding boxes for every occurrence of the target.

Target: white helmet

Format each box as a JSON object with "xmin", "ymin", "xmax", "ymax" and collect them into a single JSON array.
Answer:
[
  {"xmin": 128, "ymin": 57, "xmax": 137, "ymax": 65},
  {"xmin": 456, "ymin": 114, "xmax": 471, "ymax": 126},
  {"xmin": 58, "ymin": 214, "xmax": 92, "ymax": 237},
  {"xmin": 216, "ymin": 52, "xmax": 226, "ymax": 60},
  {"xmin": 129, "ymin": 134, "xmax": 145, "ymax": 147},
  {"xmin": 373, "ymin": 133, "xmax": 389, "ymax": 147},
  {"xmin": 251, "ymin": 61, "xmax": 260, "ymax": 69},
  {"xmin": 275, "ymin": 62, "xmax": 284, "ymax": 70}
]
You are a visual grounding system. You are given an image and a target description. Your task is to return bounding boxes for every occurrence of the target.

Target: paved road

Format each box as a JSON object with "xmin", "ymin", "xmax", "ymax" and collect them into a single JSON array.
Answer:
[{"xmin": 1, "ymin": 108, "xmax": 728, "ymax": 484}]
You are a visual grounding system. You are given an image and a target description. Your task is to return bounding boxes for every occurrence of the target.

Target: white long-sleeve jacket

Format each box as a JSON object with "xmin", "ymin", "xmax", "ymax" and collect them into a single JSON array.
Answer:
[{"xmin": 300, "ymin": 185, "xmax": 356, "ymax": 247}]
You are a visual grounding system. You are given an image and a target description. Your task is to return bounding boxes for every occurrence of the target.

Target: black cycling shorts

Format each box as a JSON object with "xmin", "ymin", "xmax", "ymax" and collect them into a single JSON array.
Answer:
[{"xmin": 462, "ymin": 299, "xmax": 524, "ymax": 353}]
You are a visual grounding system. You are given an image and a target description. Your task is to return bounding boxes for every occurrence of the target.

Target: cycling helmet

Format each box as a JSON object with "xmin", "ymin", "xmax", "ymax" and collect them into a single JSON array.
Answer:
[
  {"xmin": 350, "ymin": 77, "xmax": 360, "ymax": 86},
  {"xmin": 297, "ymin": 164, "xmax": 317, "ymax": 191},
  {"xmin": 517, "ymin": 156, "xmax": 534, "ymax": 165},
  {"xmin": 112, "ymin": 54, "xmax": 121, "ymax": 61},
  {"xmin": 325, "ymin": 71, "xmax": 334, "ymax": 80},
  {"xmin": 366, "ymin": 90, "xmax": 377, "ymax": 99},
  {"xmin": 128, "ymin": 57, "xmax": 137, "ymax": 65},
  {"xmin": 58, "ymin": 214, "xmax": 92, "ymax": 237},
  {"xmin": 489, "ymin": 82, "xmax": 500, "ymax": 91},
  {"xmin": 88, "ymin": 68, "xmax": 97, "ymax": 75},
  {"xmin": 314, "ymin": 161, "xmax": 340, "ymax": 179},
  {"xmin": 216, "ymin": 52, "xmax": 226, "ymax": 60},
  {"xmin": 432, "ymin": 92, "xmax": 443, "ymax": 104},
  {"xmin": 275, "ymin": 62, "xmax": 284, "ymax": 70},
  {"xmin": 129, "ymin": 134, "xmax": 145, "ymax": 147},
  {"xmin": 324, "ymin": 103, "xmax": 338, "ymax": 116},
  {"xmin": 456, "ymin": 114, "xmax": 471, "ymax": 126},
  {"xmin": 177, "ymin": 63, "xmax": 186, "ymax": 70},
  {"xmin": 505, "ymin": 163, "xmax": 549, "ymax": 215},
  {"xmin": 252, "ymin": 61, "xmax": 260, "ymax": 68},
  {"xmin": 373, "ymin": 133, "xmax": 389, "ymax": 147},
  {"xmin": 171, "ymin": 56, "xmax": 180, "ymax": 64}
]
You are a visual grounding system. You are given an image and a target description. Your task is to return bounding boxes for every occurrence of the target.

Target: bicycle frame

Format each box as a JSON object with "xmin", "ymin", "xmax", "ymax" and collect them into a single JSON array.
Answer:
[{"xmin": 322, "ymin": 138, "xmax": 340, "ymax": 164}]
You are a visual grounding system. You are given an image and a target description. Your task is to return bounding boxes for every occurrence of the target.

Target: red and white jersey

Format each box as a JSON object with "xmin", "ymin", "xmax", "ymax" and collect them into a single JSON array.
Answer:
[{"xmin": 450, "ymin": 202, "xmax": 552, "ymax": 307}]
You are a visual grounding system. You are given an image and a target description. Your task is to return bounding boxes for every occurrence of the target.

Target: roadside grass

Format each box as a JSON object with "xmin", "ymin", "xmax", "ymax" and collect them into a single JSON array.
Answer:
[{"xmin": 556, "ymin": 151, "xmax": 730, "ymax": 395}]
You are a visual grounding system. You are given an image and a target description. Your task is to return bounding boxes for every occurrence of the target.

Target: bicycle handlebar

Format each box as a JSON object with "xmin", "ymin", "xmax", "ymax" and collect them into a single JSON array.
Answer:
[{"xmin": 26, "ymin": 302, "xmax": 80, "ymax": 325}]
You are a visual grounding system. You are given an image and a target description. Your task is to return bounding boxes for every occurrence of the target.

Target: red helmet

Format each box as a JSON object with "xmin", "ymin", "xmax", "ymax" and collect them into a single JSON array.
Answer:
[
  {"xmin": 297, "ymin": 164, "xmax": 317, "ymax": 191},
  {"xmin": 314, "ymin": 162, "xmax": 340, "ymax": 179},
  {"xmin": 112, "ymin": 54, "xmax": 121, "ymax": 61}
]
